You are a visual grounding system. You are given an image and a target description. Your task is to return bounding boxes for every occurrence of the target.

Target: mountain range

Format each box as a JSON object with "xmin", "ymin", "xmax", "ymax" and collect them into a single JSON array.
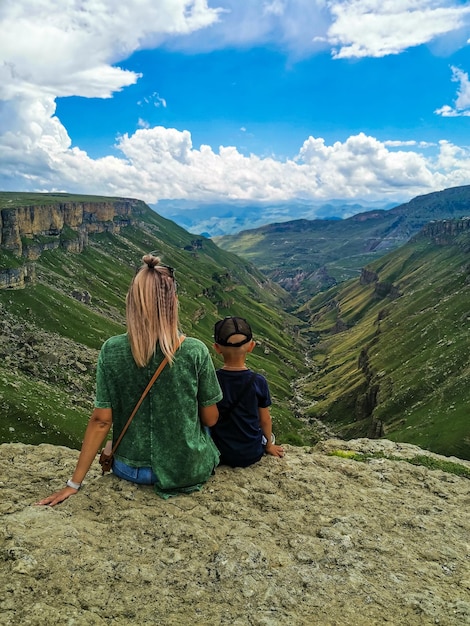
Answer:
[
  {"xmin": 0, "ymin": 192, "xmax": 313, "ymax": 450},
  {"xmin": 297, "ymin": 217, "xmax": 470, "ymax": 460},
  {"xmin": 153, "ymin": 197, "xmax": 396, "ymax": 237},
  {"xmin": 1, "ymin": 189, "xmax": 469, "ymax": 460},
  {"xmin": 215, "ymin": 184, "xmax": 470, "ymax": 302}
]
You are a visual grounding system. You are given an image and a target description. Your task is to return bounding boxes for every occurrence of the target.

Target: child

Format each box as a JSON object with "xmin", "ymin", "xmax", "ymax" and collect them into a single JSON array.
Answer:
[{"xmin": 211, "ymin": 316, "xmax": 284, "ymax": 467}]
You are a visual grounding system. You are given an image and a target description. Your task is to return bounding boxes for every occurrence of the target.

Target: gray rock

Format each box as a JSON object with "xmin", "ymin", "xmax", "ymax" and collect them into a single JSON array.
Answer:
[{"xmin": 1, "ymin": 440, "xmax": 469, "ymax": 625}]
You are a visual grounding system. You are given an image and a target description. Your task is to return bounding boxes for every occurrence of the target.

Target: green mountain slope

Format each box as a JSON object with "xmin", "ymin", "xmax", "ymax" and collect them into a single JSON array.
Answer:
[
  {"xmin": 0, "ymin": 193, "xmax": 314, "ymax": 449},
  {"xmin": 215, "ymin": 185, "xmax": 470, "ymax": 301},
  {"xmin": 297, "ymin": 218, "xmax": 470, "ymax": 460}
]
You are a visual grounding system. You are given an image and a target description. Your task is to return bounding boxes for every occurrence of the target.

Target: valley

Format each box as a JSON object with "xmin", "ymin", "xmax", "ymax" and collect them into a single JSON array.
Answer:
[
  {"xmin": 297, "ymin": 218, "xmax": 470, "ymax": 459},
  {"xmin": 216, "ymin": 184, "xmax": 470, "ymax": 301},
  {"xmin": 1, "ymin": 190, "xmax": 469, "ymax": 460},
  {"xmin": 0, "ymin": 193, "xmax": 314, "ymax": 449}
]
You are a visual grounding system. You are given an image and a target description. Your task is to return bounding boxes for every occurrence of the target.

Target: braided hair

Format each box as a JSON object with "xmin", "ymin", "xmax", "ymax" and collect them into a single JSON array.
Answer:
[{"xmin": 126, "ymin": 254, "xmax": 180, "ymax": 367}]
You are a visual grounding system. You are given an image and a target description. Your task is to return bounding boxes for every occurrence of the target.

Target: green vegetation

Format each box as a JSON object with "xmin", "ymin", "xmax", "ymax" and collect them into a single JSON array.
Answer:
[
  {"xmin": 2, "ymin": 190, "xmax": 470, "ymax": 461},
  {"xmin": 299, "ymin": 224, "xmax": 470, "ymax": 460},
  {"xmin": 0, "ymin": 192, "xmax": 315, "ymax": 450},
  {"xmin": 0, "ymin": 191, "xmax": 128, "ymax": 208},
  {"xmin": 328, "ymin": 449, "xmax": 470, "ymax": 479},
  {"xmin": 3, "ymin": 280, "xmax": 125, "ymax": 347},
  {"xmin": 216, "ymin": 185, "xmax": 470, "ymax": 301},
  {"xmin": 0, "ymin": 368, "xmax": 89, "ymax": 448},
  {"xmin": 0, "ymin": 249, "xmax": 23, "ymax": 269}
]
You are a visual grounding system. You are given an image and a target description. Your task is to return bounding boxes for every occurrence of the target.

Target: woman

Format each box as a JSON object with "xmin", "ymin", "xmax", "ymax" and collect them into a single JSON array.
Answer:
[{"xmin": 38, "ymin": 254, "xmax": 222, "ymax": 505}]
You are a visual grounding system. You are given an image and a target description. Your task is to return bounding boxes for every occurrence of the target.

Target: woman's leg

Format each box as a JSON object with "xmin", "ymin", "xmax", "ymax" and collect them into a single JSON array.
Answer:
[{"xmin": 112, "ymin": 458, "xmax": 158, "ymax": 485}]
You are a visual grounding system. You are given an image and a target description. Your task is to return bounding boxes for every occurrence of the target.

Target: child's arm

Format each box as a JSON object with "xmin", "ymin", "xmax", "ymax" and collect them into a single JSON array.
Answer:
[
  {"xmin": 259, "ymin": 407, "xmax": 284, "ymax": 458},
  {"xmin": 199, "ymin": 404, "xmax": 219, "ymax": 427}
]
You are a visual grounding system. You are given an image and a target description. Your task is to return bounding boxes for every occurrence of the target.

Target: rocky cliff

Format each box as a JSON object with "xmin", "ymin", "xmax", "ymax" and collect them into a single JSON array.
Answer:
[
  {"xmin": 414, "ymin": 216, "xmax": 470, "ymax": 245},
  {"xmin": 0, "ymin": 197, "xmax": 145, "ymax": 288},
  {"xmin": 1, "ymin": 439, "xmax": 469, "ymax": 625}
]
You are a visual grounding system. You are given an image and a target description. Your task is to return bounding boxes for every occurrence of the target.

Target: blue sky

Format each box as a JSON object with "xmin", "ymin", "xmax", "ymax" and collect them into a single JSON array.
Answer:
[
  {"xmin": 2, "ymin": 1, "xmax": 470, "ymax": 213},
  {"xmin": 57, "ymin": 45, "xmax": 469, "ymax": 158}
]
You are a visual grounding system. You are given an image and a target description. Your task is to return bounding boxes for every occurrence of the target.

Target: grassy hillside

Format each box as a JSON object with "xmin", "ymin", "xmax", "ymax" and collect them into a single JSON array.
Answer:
[
  {"xmin": 215, "ymin": 184, "xmax": 470, "ymax": 301},
  {"xmin": 0, "ymin": 194, "xmax": 315, "ymax": 449},
  {"xmin": 297, "ymin": 220, "xmax": 470, "ymax": 460},
  {"xmin": 0, "ymin": 191, "xmax": 134, "ymax": 207},
  {"xmin": 2, "ymin": 192, "xmax": 469, "ymax": 461}
]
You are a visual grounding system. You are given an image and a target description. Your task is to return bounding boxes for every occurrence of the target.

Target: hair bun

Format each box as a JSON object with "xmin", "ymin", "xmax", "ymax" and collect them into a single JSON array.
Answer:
[{"xmin": 142, "ymin": 254, "xmax": 161, "ymax": 269}]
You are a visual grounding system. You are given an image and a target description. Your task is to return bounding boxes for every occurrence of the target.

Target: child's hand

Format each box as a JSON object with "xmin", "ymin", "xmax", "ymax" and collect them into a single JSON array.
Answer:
[{"xmin": 266, "ymin": 443, "xmax": 284, "ymax": 458}]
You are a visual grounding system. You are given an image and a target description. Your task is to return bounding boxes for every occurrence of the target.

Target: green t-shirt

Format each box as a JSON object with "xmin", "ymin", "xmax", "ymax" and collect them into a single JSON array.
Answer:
[{"xmin": 95, "ymin": 334, "xmax": 222, "ymax": 498}]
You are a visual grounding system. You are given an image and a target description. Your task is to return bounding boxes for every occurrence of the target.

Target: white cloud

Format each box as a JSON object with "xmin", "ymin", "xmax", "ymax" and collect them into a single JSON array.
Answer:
[
  {"xmin": 137, "ymin": 118, "xmax": 151, "ymax": 129},
  {"xmin": 323, "ymin": 1, "xmax": 470, "ymax": 59},
  {"xmin": 165, "ymin": 0, "xmax": 331, "ymax": 57},
  {"xmin": 2, "ymin": 120, "xmax": 469, "ymax": 204},
  {"xmin": 295, "ymin": 133, "xmax": 438, "ymax": 194},
  {"xmin": 0, "ymin": 0, "xmax": 221, "ymax": 100},
  {"xmin": 263, "ymin": 0, "xmax": 287, "ymax": 18},
  {"xmin": 435, "ymin": 105, "xmax": 456, "ymax": 117},
  {"xmin": 436, "ymin": 65, "xmax": 470, "ymax": 117},
  {"xmin": 1, "ymin": 1, "xmax": 470, "ymax": 206},
  {"xmin": 384, "ymin": 140, "xmax": 435, "ymax": 148},
  {"xmin": 138, "ymin": 92, "xmax": 167, "ymax": 108},
  {"xmin": 152, "ymin": 1, "xmax": 470, "ymax": 61},
  {"xmin": 0, "ymin": 0, "xmax": 220, "ymax": 192}
]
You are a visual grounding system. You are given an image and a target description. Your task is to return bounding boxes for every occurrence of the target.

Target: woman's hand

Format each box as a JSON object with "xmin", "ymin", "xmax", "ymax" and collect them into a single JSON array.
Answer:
[
  {"xmin": 36, "ymin": 485, "xmax": 79, "ymax": 507},
  {"xmin": 265, "ymin": 442, "xmax": 285, "ymax": 458},
  {"xmin": 36, "ymin": 408, "xmax": 112, "ymax": 507}
]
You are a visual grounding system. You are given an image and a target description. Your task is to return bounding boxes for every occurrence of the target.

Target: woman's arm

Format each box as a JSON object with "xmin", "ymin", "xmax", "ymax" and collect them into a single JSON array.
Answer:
[
  {"xmin": 199, "ymin": 404, "xmax": 219, "ymax": 427},
  {"xmin": 259, "ymin": 406, "xmax": 284, "ymax": 458},
  {"xmin": 36, "ymin": 408, "xmax": 113, "ymax": 507}
]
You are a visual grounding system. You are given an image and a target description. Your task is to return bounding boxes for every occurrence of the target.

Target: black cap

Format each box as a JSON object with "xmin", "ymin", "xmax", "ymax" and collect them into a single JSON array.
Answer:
[{"xmin": 214, "ymin": 316, "xmax": 253, "ymax": 347}]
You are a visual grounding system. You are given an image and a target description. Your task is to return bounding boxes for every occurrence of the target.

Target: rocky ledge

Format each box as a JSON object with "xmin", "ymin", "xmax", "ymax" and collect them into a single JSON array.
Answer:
[
  {"xmin": 0, "ymin": 198, "xmax": 145, "ymax": 288},
  {"xmin": 1, "ymin": 438, "xmax": 469, "ymax": 625}
]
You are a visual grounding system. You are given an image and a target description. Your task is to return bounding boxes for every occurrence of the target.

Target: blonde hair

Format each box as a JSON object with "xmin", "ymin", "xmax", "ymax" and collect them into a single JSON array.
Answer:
[{"xmin": 126, "ymin": 254, "xmax": 179, "ymax": 367}]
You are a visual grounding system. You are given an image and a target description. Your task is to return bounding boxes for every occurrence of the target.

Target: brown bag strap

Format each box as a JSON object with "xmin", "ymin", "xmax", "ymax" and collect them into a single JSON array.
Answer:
[{"xmin": 109, "ymin": 335, "xmax": 185, "ymax": 456}]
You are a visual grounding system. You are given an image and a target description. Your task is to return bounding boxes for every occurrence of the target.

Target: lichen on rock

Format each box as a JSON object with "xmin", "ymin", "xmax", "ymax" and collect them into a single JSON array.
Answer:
[{"xmin": 1, "ymin": 440, "xmax": 469, "ymax": 625}]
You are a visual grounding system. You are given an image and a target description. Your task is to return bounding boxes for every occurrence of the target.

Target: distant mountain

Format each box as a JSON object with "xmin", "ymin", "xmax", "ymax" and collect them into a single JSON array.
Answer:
[
  {"xmin": 0, "ymin": 192, "xmax": 314, "ymax": 449},
  {"xmin": 2, "ymin": 191, "xmax": 469, "ymax": 461},
  {"xmin": 297, "ymin": 217, "xmax": 470, "ymax": 460},
  {"xmin": 215, "ymin": 185, "xmax": 470, "ymax": 301},
  {"xmin": 152, "ymin": 198, "xmax": 395, "ymax": 237}
]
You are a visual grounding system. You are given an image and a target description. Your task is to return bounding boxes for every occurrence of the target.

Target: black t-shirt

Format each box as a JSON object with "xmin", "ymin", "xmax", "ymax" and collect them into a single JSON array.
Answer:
[{"xmin": 211, "ymin": 369, "xmax": 271, "ymax": 467}]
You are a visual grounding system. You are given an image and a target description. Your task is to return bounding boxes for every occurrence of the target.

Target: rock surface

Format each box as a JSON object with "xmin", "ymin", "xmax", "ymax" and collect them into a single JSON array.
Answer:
[
  {"xmin": 1, "ymin": 439, "xmax": 469, "ymax": 626},
  {"xmin": 0, "ymin": 200, "xmax": 139, "ymax": 254},
  {"xmin": 0, "ymin": 198, "xmax": 145, "ymax": 287}
]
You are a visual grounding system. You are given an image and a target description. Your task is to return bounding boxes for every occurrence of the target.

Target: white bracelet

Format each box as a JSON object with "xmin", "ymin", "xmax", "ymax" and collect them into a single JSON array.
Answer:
[{"xmin": 66, "ymin": 479, "xmax": 81, "ymax": 490}]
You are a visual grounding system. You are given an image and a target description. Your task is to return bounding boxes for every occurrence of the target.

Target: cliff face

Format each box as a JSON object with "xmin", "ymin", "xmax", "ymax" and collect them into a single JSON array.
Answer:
[
  {"xmin": 415, "ymin": 216, "xmax": 470, "ymax": 245},
  {"xmin": 0, "ymin": 264, "xmax": 36, "ymax": 289},
  {"xmin": 1, "ymin": 199, "xmax": 140, "ymax": 255},
  {"xmin": 0, "ymin": 198, "xmax": 143, "ymax": 288},
  {"xmin": 1, "ymin": 438, "xmax": 469, "ymax": 625}
]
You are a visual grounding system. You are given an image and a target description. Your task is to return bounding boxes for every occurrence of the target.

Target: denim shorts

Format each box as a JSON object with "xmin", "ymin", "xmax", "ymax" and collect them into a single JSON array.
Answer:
[{"xmin": 112, "ymin": 458, "xmax": 158, "ymax": 485}]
